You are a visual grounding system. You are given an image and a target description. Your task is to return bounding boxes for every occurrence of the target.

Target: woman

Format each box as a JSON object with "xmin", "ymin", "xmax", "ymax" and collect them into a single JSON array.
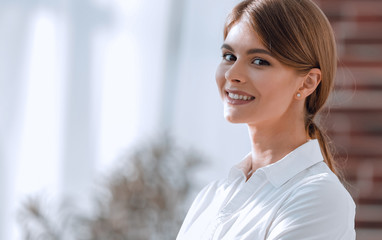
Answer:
[{"xmin": 177, "ymin": 0, "xmax": 355, "ymax": 239}]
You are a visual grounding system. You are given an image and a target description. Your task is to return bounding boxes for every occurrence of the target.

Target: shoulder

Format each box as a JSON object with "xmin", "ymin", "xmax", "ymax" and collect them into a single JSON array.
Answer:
[
  {"xmin": 267, "ymin": 163, "xmax": 356, "ymax": 239},
  {"xmin": 283, "ymin": 163, "xmax": 355, "ymax": 220},
  {"xmin": 289, "ymin": 163, "xmax": 355, "ymax": 210},
  {"xmin": 190, "ymin": 178, "xmax": 226, "ymax": 206},
  {"xmin": 177, "ymin": 178, "xmax": 227, "ymax": 236},
  {"xmin": 180, "ymin": 179, "xmax": 224, "ymax": 216}
]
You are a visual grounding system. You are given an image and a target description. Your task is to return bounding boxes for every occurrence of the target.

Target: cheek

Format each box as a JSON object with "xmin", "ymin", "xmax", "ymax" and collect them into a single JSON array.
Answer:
[
  {"xmin": 215, "ymin": 64, "xmax": 226, "ymax": 94},
  {"xmin": 264, "ymin": 78, "xmax": 297, "ymax": 108}
]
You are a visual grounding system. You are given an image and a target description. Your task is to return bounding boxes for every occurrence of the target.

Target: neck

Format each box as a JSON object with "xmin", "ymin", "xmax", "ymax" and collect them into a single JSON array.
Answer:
[{"xmin": 247, "ymin": 116, "xmax": 308, "ymax": 173}]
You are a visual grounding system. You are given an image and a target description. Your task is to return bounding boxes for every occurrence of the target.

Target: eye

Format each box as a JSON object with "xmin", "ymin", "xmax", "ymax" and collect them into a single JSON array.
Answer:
[
  {"xmin": 222, "ymin": 53, "xmax": 237, "ymax": 62},
  {"xmin": 253, "ymin": 58, "xmax": 270, "ymax": 66}
]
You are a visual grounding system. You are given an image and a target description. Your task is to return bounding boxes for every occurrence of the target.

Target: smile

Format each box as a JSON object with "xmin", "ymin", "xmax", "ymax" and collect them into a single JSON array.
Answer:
[
  {"xmin": 228, "ymin": 92, "xmax": 255, "ymax": 101},
  {"xmin": 226, "ymin": 90, "xmax": 255, "ymax": 105}
]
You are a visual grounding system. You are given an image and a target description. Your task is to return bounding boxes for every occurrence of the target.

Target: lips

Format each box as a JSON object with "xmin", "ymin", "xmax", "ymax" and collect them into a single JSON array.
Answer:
[{"xmin": 225, "ymin": 89, "xmax": 255, "ymax": 105}]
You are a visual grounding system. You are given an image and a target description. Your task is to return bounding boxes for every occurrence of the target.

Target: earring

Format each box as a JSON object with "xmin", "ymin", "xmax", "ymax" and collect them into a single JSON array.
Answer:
[{"xmin": 296, "ymin": 93, "xmax": 301, "ymax": 98}]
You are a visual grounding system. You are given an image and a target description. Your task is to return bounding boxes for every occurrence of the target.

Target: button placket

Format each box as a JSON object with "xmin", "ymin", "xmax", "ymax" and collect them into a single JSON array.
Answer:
[
  {"xmin": 220, "ymin": 173, "xmax": 263, "ymax": 217},
  {"xmin": 206, "ymin": 215, "xmax": 225, "ymax": 240}
]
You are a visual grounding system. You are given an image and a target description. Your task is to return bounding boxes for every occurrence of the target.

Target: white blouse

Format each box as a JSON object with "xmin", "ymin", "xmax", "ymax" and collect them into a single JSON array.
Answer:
[{"xmin": 177, "ymin": 140, "xmax": 356, "ymax": 240}]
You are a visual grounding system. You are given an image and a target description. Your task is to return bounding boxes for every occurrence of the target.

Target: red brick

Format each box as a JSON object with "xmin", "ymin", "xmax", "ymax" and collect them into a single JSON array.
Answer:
[
  {"xmin": 324, "ymin": 112, "xmax": 382, "ymax": 135},
  {"xmin": 356, "ymin": 229, "xmax": 382, "ymax": 240},
  {"xmin": 356, "ymin": 204, "xmax": 382, "ymax": 224},
  {"xmin": 345, "ymin": 157, "xmax": 382, "ymax": 180},
  {"xmin": 338, "ymin": 43, "xmax": 382, "ymax": 62},
  {"xmin": 330, "ymin": 134, "xmax": 382, "ymax": 157},
  {"xmin": 312, "ymin": 0, "xmax": 382, "ymax": 236},
  {"xmin": 332, "ymin": 21, "xmax": 382, "ymax": 41},
  {"xmin": 317, "ymin": 1, "xmax": 382, "ymax": 19},
  {"xmin": 327, "ymin": 89, "xmax": 382, "ymax": 110},
  {"xmin": 336, "ymin": 67, "xmax": 382, "ymax": 89}
]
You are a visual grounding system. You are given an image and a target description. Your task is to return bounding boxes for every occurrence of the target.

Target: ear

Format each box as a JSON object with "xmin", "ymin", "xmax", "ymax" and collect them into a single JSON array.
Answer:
[{"xmin": 295, "ymin": 68, "xmax": 321, "ymax": 100}]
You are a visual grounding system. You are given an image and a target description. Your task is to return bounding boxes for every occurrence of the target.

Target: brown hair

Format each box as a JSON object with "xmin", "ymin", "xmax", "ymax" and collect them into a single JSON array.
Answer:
[{"xmin": 224, "ymin": 0, "xmax": 338, "ymax": 174}]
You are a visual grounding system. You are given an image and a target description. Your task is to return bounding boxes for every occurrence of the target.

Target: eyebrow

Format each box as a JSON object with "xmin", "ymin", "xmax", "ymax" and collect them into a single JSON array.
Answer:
[{"xmin": 221, "ymin": 43, "xmax": 272, "ymax": 56}]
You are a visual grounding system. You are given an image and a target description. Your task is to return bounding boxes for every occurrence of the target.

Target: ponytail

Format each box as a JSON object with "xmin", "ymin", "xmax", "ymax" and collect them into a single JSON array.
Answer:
[{"xmin": 306, "ymin": 119, "xmax": 337, "ymax": 175}]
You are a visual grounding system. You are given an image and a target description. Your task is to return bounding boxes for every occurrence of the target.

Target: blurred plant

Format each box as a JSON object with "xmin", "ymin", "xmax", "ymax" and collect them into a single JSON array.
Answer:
[{"xmin": 18, "ymin": 135, "xmax": 202, "ymax": 240}]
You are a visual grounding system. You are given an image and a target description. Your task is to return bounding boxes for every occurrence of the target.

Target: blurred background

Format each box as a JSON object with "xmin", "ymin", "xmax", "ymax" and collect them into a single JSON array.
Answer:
[
  {"xmin": 316, "ymin": 1, "xmax": 382, "ymax": 240},
  {"xmin": 0, "ymin": 0, "xmax": 380, "ymax": 239}
]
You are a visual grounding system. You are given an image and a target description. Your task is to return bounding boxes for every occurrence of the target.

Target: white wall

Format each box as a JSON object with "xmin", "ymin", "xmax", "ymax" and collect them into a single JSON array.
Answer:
[{"xmin": 0, "ymin": 0, "xmax": 252, "ymax": 239}]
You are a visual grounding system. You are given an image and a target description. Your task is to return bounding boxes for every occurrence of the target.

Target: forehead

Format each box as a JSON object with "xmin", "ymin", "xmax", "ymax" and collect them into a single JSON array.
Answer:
[{"xmin": 224, "ymin": 20, "xmax": 266, "ymax": 50}]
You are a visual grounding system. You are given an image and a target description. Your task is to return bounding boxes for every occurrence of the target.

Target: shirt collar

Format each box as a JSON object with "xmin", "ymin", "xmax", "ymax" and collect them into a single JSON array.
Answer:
[
  {"xmin": 229, "ymin": 139, "xmax": 324, "ymax": 188},
  {"xmin": 228, "ymin": 152, "xmax": 252, "ymax": 182}
]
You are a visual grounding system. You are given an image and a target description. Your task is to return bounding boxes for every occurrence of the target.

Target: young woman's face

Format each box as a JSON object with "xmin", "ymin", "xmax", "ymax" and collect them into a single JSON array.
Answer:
[{"xmin": 216, "ymin": 20, "xmax": 303, "ymax": 126}]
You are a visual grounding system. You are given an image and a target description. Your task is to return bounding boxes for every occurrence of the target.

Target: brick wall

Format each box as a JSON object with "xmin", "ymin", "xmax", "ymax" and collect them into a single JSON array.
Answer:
[{"xmin": 316, "ymin": 1, "xmax": 382, "ymax": 239}]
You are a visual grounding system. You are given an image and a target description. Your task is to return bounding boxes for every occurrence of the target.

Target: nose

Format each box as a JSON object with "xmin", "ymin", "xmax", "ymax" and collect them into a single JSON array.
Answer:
[{"xmin": 224, "ymin": 61, "xmax": 246, "ymax": 84}]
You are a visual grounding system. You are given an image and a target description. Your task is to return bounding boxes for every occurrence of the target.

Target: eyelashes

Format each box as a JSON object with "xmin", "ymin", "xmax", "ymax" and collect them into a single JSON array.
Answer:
[
  {"xmin": 222, "ymin": 53, "xmax": 270, "ymax": 66},
  {"xmin": 252, "ymin": 58, "xmax": 270, "ymax": 66},
  {"xmin": 222, "ymin": 53, "xmax": 236, "ymax": 62}
]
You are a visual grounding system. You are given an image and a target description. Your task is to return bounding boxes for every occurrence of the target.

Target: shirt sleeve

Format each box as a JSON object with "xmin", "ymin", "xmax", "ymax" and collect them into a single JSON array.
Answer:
[
  {"xmin": 177, "ymin": 180, "xmax": 222, "ymax": 238},
  {"xmin": 266, "ymin": 176, "xmax": 356, "ymax": 240}
]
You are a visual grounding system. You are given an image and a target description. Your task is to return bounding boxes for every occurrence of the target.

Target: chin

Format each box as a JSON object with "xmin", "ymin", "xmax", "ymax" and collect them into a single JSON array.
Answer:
[{"xmin": 224, "ymin": 114, "xmax": 247, "ymax": 124}]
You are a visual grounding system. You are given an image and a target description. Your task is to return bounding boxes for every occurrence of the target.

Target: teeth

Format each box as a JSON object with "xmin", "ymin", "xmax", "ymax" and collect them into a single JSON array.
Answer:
[{"xmin": 228, "ymin": 92, "xmax": 254, "ymax": 101}]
